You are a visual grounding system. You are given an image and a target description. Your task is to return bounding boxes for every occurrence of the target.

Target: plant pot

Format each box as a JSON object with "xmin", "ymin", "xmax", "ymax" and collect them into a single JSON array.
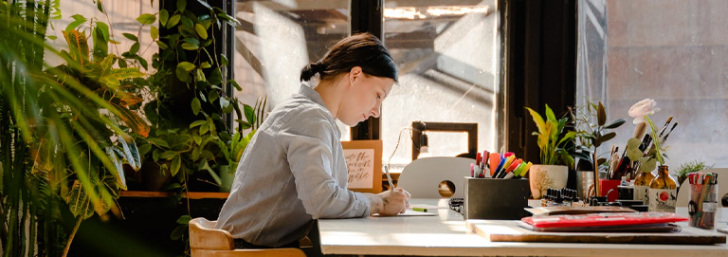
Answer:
[
  {"xmin": 141, "ymin": 161, "xmax": 173, "ymax": 191},
  {"xmin": 218, "ymin": 165, "xmax": 234, "ymax": 192},
  {"xmin": 529, "ymin": 165, "xmax": 568, "ymax": 199}
]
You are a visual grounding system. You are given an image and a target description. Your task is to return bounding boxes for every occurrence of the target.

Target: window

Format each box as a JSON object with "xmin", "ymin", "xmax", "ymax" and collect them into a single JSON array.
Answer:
[
  {"xmin": 48, "ymin": 0, "xmax": 158, "ymax": 67},
  {"xmin": 577, "ymin": 0, "xmax": 728, "ymax": 168},
  {"xmin": 233, "ymin": 0, "xmax": 351, "ymax": 139},
  {"xmin": 382, "ymin": 0, "xmax": 503, "ymax": 171}
]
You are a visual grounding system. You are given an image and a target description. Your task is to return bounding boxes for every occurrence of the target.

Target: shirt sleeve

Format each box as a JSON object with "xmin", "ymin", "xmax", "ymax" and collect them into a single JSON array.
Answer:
[{"xmin": 275, "ymin": 108, "xmax": 370, "ymax": 219}]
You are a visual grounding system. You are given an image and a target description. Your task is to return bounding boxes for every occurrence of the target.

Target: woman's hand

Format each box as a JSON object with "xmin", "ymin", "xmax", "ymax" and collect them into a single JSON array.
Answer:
[{"xmin": 369, "ymin": 188, "xmax": 411, "ymax": 216}]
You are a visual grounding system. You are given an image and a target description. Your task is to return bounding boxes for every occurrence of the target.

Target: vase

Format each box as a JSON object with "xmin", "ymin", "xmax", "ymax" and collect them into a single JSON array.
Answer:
[
  {"xmin": 529, "ymin": 165, "xmax": 568, "ymax": 199},
  {"xmin": 648, "ymin": 165, "xmax": 678, "ymax": 212}
]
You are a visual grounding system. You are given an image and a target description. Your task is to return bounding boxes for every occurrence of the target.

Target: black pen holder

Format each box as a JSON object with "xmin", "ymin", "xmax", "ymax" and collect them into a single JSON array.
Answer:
[{"xmin": 463, "ymin": 177, "xmax": 531, "ymax": 220}]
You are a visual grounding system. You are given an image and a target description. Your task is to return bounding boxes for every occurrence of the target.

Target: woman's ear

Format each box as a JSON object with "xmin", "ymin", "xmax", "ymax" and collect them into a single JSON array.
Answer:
[{"xmin": 349, "ymin": 66, "xmax": 363, "ymax": 84}]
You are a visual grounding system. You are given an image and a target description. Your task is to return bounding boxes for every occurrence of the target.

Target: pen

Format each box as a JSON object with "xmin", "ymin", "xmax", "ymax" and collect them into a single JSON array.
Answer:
[
  {"xmin": 384, "ymin": 165, "xmax": 395, "ymax": 190},
  {"xmin": 412, "ymin": 207, "xmax": 428, "ymax": 212}
]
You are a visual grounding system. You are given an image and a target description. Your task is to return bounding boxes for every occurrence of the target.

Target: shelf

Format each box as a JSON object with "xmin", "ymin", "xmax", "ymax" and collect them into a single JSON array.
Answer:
[{"xmin": 120, "ymin": 191, "xmax": 230, "ymax": 199}]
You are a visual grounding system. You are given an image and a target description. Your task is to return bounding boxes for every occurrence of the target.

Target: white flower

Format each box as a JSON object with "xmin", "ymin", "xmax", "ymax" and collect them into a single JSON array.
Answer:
[{"xmin": 628, "ymin": 98, "xmax": 660, "ymax": 124}]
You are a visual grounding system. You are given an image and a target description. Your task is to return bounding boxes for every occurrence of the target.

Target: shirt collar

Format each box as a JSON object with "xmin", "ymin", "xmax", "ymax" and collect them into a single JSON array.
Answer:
[{"xmin": 298, "ymin": 84, "xmax": 328, "ymax": 110}]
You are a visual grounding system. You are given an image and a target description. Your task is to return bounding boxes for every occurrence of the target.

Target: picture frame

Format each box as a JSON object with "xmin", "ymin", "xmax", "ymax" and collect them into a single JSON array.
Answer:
[{"xmin": 341, "ymin": 140, "xmax": 383, "ymax": 193}]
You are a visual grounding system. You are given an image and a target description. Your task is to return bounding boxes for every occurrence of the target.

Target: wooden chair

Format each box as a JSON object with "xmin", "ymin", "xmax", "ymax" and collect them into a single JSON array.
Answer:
[
  {"xmin": 189, "ymin": 218, "xmax": 306, "ymax": 257},
  {"xmin": 396, "ymin": 157, "xmax": 475, "ymax": 198}
]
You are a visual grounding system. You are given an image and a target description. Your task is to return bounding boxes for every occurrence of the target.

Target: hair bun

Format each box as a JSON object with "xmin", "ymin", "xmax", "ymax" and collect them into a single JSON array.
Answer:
[{"xmin": 311, "ymin": 62, "xmax": 326, "ymax": 74}]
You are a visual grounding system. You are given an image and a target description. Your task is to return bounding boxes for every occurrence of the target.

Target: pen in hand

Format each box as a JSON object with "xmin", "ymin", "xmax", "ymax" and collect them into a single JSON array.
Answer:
[{"xmin": 384, "ymin": 165, "xmax": 395, "ymax": 190}]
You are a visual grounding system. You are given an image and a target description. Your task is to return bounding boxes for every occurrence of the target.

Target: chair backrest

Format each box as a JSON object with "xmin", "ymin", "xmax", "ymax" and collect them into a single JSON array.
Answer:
[
  {"xmin": 676, "ymin": 168, "xmax": 728, "ymax": 207},
  {"xmin": 189, "ymin": 218, "xmax": 235, "ymax": 251},
  {"xmin": 396, "ymin": 157, "xmax": 475, "ymax": 198}
]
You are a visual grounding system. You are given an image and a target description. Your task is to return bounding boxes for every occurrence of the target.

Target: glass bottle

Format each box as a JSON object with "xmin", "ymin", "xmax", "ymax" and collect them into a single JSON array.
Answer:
[
  {"xmin": 633, "ymin": 169, "xmax": 654, "ymax": 203},
  {"xmin": 648, "ymin": 165, "xmax": 678, "ymax": 212}
]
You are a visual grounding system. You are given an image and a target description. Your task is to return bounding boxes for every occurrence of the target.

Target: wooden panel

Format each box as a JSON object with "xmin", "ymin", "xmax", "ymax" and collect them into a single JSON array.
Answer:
[{"xmin": 467, "ymin": 220, "xmax": 727, "ymax": 245}]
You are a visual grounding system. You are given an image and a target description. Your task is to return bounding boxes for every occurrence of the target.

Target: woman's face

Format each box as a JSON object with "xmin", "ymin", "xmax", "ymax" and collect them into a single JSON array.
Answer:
[{"xmin": 339, "ymin": 67, "xmax": 394, "ymax": 127}]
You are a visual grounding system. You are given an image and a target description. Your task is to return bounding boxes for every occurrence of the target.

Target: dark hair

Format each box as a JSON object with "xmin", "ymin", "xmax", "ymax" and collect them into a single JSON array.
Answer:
[{"xmin": 300, "ymin": 33, "xmax": 398, "ymax": 82}]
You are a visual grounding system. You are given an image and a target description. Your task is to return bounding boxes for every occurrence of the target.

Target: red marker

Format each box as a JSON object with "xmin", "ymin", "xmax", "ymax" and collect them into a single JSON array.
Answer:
[{"xmin": 476, "ymin": 152, "xmax": 482, "ymax": 166}]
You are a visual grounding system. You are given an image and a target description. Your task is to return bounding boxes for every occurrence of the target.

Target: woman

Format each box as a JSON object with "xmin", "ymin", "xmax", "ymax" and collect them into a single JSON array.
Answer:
[{"xmin": 216, "ymin": 33, "xmax": 411, "ymax": 250}]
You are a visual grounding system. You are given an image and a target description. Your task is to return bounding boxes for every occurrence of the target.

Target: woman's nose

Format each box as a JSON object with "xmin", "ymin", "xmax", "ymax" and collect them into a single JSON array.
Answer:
[{"xmin": 370, "ymin": 104, "xmax": 381, "ymax": 118}]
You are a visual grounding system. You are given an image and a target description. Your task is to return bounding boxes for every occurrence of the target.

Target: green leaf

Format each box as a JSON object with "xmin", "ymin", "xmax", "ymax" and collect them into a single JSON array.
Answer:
[
  {"xmin": 156, "ymin": 41, "xmax": 169, "ymax": 50},
  {"xmin": 122, "ymin": 33, "xmax": 138, "ymax": 41},
  {"xmin": 627, "ymin": 148, "xmax": 643, "ymax": 162},
  {"xmin": 244, "ymin": 104, "xmax": 256, "ymax": 125},
  {"xmin": 160, "ymin": 151, "xmax": 178, "ymax": 160},
  {"xmin": 196, "ymin": 69, "xmax": 206, "ymax": 82},
  {"xmin": 220, "ymin": 54, "xmax": 228, "ymax": 66},
  {"xmin": 600, "ymin": 132, "xmax": 617, "ymax": 144},
  {"xmin": 201, "ymin": 61, "xmax": 212, "ymax": 69},
  {"xmin": 130, "ymin": 42, "xmax": 140, "ymax": 54},
  {"xmin": 151, "ymin": 26, "xmax": 159, "ymax": 40},
  {"xmin": 170, "ymin": 155, "xmax": 181, "ymax": 176},
  {"xmin": 160, "ymin": 9, "xmax": 169, "ymax": 26},
  {"xmin": 138, "ymin": 143, "xmax": 152, "ymax": 157},
  {"xmin": 195, "ymin": 23, "xmax": 208, "ymax": 39},
  {"xmin": 48, "ymin": 35, "xmax": 58, "ymax": 40},
  {"xmin": 525, "ymin": 107, "xmax": 547, "ymax": 137},
  {"xmin": 170, "ymin": 225, "xmax": 186, "ymax": 240},
  {"xmin": 177, "ymin": 61, "xmax": 196, "ymax": 71},
  {"xmin": 181, "ymin": 16, "xmax": 194, "ymax": 29},
  {"xmin": 200, "ymin": 123, "xmax": 210, "ymax": 135},
  {"xmin": 190, "ymin": 120, "xmax": 207, "ymax": 128},
  {"xmin": 176, "ymin": 67, "xmax": 190, "ymax": 82},
  {"xmin": 177, "ymin": 0, "xmax": 186, "ymax": 11},
  {"xmin": 106, "ymin": 147, "xmax": 127, "ymax": 189},
  {"xmin": 167, "ymin": 14, "xmax": 181, "ymax": 29},
  {"xmin": 208, "ymin": 91, "xmax": 219, "ymax": 103},
  {"xmin": 229, "ymin": 80, "xmax": 242, "ymax": 91},
  {"xmin": 118, "ymin": 136, "xmax": 141, "ymax": 170},
  {"xmin": 604, "ymin": 118, "xmax": 626, "ymax": 129},
  {"xmin": 177, "ymin": 215, "xmax": 192, "ymax": 225},
  {"xmin": 66, "ymin": 180, "xmax": 94, "ymax": 219},
  {"xmin": 136, "ymin": 13, "xmax": 156, "ymax": 25},
  {"xmin": 149, "ymin": 138, "xmax": 170, "ymax": 148},
  {"xmin": 627, "ymin": 138, "xmax": 642, "ymax": 150},
  {"xmin": 181, "ymin": 42, "xmax": 199, "ymax": 50},
  {"xmin": 191, "ymin": 98, "xmax": 201, "ymax": 116},
  {"xmin": 96, "ymin": 22, "xmax": 110, "ymax": 41},
  {"xmin": 209, "ymin": 68, "xmax": 222, "ymax": 85},
  {"xmin": 597, "ymin": 102, "xmax": 607, "ymax": 126},
  {"xmin": 97, "ymin": 0, "xmax": 104, "ymax": 13},
  {"xmin": 545, "ymin": 104, "xmax": 556, "ymax": 122},
  {"xmin": 66, "ymin": 17, "xmax": 87, "ymax": 32},
  {"xmin": 196, "ymin": 0, "xmax": 213, "ymax": 10},
  {"xmin": 193, "ymin": 134, "xmax": 202, "ymax": 145}
]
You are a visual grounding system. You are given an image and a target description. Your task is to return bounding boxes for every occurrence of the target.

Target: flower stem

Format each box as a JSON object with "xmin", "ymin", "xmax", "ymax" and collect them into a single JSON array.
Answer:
[{"xmin": 644, "ymin": 115, "xmax": 664, "ymax": 165}]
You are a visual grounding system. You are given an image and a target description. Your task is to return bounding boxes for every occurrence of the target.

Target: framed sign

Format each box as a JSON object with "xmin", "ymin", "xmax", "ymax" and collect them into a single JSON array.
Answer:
[{"xmin": 341, "ymin": 140, "xmax": 382, "ymax": 193}]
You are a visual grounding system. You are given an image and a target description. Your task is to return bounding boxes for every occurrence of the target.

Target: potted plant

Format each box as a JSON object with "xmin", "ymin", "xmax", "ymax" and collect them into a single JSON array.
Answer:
[
  {"xmin": 1, "ymin": 3, "xmax": 150, "ymax": 255},
  {"xmin": 525, "ymin": 104, "xmax": 576, "ymax": 199},
  {"xmin": 568, "ymin": 101, "xmax": 625, "ymax": 198},
  {"xmin": 218, "ymin": 97, "xmax": 266, "ymax": 192}
]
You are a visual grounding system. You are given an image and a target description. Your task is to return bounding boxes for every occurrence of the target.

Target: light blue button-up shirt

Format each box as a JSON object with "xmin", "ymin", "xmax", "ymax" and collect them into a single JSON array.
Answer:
[{"xmin": 216, "ymin": 84, "xmax": 370, "ymax": 247}]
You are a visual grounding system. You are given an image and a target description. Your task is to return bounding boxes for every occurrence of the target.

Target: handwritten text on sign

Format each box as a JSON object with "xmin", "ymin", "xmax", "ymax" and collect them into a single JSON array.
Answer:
[{"xmin": 344, "ymin": 149, "xmax": 374, "ymax": 189}]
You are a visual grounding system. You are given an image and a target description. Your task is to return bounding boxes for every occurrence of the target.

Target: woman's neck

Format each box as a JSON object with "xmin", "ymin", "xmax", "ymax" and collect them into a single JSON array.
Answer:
[{"xmin": 313, "ymin": 76, "xmax": 346, "ymax": 119}]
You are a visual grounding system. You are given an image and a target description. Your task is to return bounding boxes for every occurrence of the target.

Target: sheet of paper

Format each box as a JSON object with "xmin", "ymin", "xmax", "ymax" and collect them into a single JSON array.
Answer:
[
  {"xmin": 372, "ymin": 210, "xmax": 438, "ymax": 217},
  {"xmin": 344, "ymin": 149, "xmax": 375, "ymax": 189},
  {"xmin": 409, "ymin": 204, "xmax": 448, "ymax": 210}
]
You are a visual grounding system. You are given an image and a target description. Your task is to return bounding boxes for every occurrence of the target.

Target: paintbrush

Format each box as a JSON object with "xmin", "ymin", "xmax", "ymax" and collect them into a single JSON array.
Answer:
[
  {"xmin": 657, "ymin": 116, "xmax": 674, "ymax": 138},
  {"xmin": 661, "ymin": 122, "xmax": 678, "ymax": 143}
]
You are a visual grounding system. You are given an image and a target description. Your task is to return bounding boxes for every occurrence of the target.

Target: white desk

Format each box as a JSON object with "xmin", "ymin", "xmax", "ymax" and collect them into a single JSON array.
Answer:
[{"xmin": 318, "ymin": 199, "xmax": 728, "ymax": 256}]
